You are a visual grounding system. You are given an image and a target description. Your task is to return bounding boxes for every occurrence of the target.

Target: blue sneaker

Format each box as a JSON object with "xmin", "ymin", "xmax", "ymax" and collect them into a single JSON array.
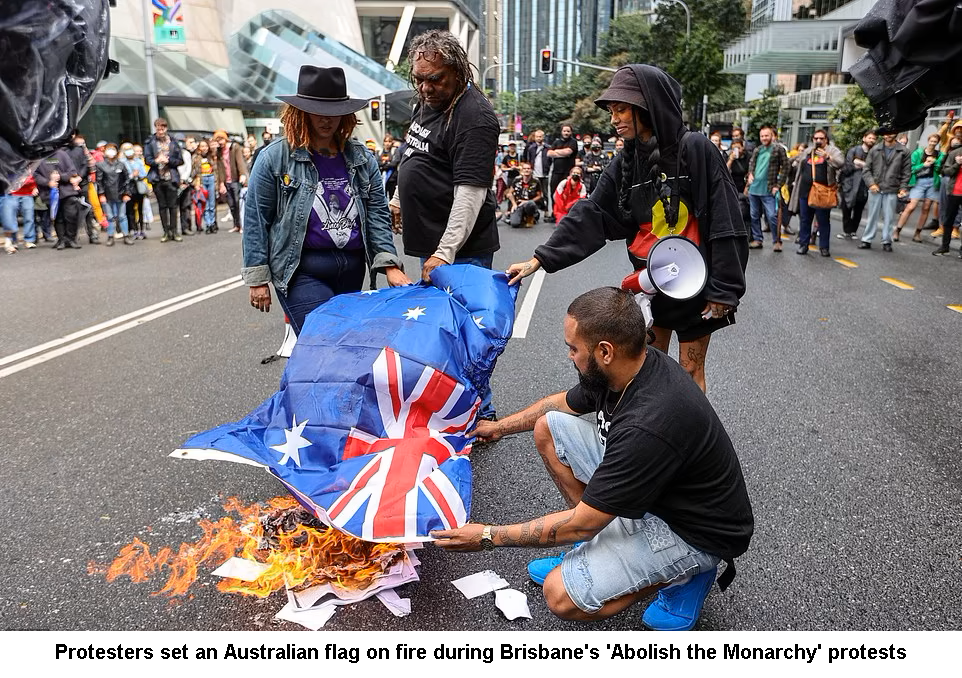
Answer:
[
  {"xmin": 526, "ymin": 542, "xmax": 584, "ymax": 585},
  {"xmin": 642, "ymin": 567, "xmax": 717, "ymax": 631}
]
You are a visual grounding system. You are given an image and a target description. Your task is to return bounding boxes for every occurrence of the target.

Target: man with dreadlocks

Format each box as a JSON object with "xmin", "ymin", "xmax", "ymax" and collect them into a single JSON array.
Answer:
[
  {"xmin": 391, "ymin": 29, "xmax": 501, "ymax": 419},
  {"xmin": 506, "ymin": 65, "xmax": 748, "ymax": 393}
]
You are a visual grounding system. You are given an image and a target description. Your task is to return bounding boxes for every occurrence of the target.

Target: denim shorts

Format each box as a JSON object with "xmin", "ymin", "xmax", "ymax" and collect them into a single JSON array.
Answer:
[
  {"xmin": 909, "ymin": 177, "xmax": 937, "ymax": 202},
  {"xmin": 545, "ymin": 411, "xmax": 720, "ymax": 613}
]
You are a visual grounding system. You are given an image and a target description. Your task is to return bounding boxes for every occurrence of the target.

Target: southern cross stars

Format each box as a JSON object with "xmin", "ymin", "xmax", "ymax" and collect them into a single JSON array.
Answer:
[
  {"xmin": 403, "ymin": 306, "xmax": 427, "ymax": 321},
  {"xmin": 271, "ymin": 416, "xmax": 311, "ymax": 466}
]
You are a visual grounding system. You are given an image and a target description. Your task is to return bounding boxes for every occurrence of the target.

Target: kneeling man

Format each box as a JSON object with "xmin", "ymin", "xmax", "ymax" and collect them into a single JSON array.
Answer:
[{"xmin": 432, "ymin": 287, "xmax": 753, "ymax": 630}]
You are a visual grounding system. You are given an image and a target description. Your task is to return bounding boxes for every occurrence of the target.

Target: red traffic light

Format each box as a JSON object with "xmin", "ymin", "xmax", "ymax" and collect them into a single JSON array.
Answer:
[{"xmin": 539, "ymin": 48, "xmax": 553, "ymax": 74}]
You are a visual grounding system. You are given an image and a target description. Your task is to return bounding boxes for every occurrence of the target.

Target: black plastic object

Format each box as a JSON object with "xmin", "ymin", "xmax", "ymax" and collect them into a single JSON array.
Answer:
[
  {"xmin": 850, "ymin": 0, "xmax": 962, "ymax": 133},
  {"xmin": 0, "ymin": 0, "xmax": 115, "ymax": 192}
]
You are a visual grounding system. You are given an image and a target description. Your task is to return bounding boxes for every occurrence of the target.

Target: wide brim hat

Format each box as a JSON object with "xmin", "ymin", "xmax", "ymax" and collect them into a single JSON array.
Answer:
[
  {"xmin": 278, "ymin": 65, "xmax": 369, "ymax": 116},
  {"xmin": 594, "ymin": 66, "xmax": 647, "ymax": 112}
]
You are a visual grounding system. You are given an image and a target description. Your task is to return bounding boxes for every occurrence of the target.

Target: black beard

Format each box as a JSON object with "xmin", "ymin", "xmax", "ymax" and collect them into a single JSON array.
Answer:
[{"xmin": 575, "ymin": 352, "xmax": 609, "ymax": 392}]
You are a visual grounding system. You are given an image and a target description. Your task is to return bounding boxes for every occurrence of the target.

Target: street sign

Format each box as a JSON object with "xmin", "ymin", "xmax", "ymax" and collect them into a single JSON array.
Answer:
[{"xmin": 153, "ymin": 1, "xmax": 186, "ymax": 47}]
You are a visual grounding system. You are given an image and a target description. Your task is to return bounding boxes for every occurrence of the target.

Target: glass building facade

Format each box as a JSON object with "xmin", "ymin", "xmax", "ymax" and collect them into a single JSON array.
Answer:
[{"xmin": 500, "ymin": 0, "xmax": 654, "ymax": 93}]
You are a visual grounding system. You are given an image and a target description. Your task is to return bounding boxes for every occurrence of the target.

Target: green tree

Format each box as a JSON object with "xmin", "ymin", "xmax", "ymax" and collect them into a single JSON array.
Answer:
[
  {"xmin": 828, "ymin": 86, "xmax": 877, "ymax": 151},
  {"xmin": 745, "ymin": 87, "xmax": 787, "ymax": 139},
  {"xmin": 670, "ymin": 24, "xmax": 727, "ymax": 122}
]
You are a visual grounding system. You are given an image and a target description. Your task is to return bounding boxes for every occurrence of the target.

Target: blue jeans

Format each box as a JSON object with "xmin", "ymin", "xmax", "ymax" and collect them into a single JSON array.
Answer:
[
  {"xmin": 798, "ymin": 195, "xmax": 831, "ymax": 249},
  {"xmin": 275, "ymin": 248, "xmax": 366, "ymax": 336},
  {"xmin": 546, "ymin": 412, "xmax": 719, "ymax": 613},
  {"xmin": 862, "ymin": 192, "xmax": 898, "ymax": 244},
  {"xmin": 748, "ymin": 193, "xmax": 779, "ymax": 243},
  {"xmin": 104, "ymin": 200, "xmax": 129, "ymax": 237},
  {"xmin": 201, "ymin": 174, "xmax": 216, "ymax": 227},
  {"xmin": 1, "ymin": 194, "xmax": 35, "ymax": 243},
  {"xmin": 419, "ymin": 253, "xmax": 497, "ymax": 419}
]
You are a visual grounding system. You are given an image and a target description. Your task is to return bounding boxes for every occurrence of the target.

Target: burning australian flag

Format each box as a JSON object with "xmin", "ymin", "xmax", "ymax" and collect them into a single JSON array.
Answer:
[{"xmin": 172, "ymin": 265, "xmax": 518, "ymax": 543}]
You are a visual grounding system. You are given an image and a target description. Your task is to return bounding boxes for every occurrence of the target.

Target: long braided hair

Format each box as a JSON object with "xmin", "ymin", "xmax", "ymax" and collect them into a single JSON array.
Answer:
[
  {"xmin": 407, "ymin": 30, "xmax": 477, "ymax": 128},
  {"xmin": 616, "ymin": 105, "xmax": 659, "ymax": 222}
]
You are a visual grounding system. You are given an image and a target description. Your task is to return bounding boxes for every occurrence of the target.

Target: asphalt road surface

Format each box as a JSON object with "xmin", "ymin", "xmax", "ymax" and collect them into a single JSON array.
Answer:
[{"xmin": 2, "ymin": 214, "xmax": 961, "ymax": 632}]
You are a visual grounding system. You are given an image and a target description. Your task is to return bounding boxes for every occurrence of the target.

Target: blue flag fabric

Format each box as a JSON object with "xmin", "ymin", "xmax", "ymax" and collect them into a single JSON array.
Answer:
[{"xmin": 176, "ymin": 265, "xmax": 518, "ymax": 542}]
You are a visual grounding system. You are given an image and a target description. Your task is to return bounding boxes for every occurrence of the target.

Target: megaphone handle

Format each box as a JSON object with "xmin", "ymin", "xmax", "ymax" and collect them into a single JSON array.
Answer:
[{"xmin": 635, "ymin": 293, "xmax": 654, "ymax": 330}]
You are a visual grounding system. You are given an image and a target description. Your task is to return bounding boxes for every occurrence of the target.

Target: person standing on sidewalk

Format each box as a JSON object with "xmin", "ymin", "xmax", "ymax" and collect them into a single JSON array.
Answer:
[
  {"xmin": 788, "ymin": 129, "xmax": 844, "ymax": 257},
  {"xmin": 143, "ymin": 118, "xmax": 185, "ymax": 243},
  {"xmin": 2, "ymin": 175, "xmax": 38, "ymax": 252},
  {"xmin": 858, "ymin": 132, "xmax": 911, "ymax": 252},
  {"xmin": 746, "ymin": 125, "xmax": 789, "ymax": 251},
  {"xmin": 212, "ymin": 129, "xmax": 247, "ymax": 233},
  {"xmin": 94, "ymin": 143, "xmax": 133, "ymax": 246},
  {"xmin": 177, "ymin": 135, "xmax": 198, "ymax": 236},
  {"xmin": 838, "ymin": 131, "xmax": 876, "ymax": 240},
  {"xmin": 932, "ymin": 138, "xmax": 962, "ymax": 257},
  {"xmin": 193, "ymin": 138, "xmax": 223, "ymax": 234},
  {"xmin": 546, "ymin": 125, "xmax": 579, "ymax": 223}
]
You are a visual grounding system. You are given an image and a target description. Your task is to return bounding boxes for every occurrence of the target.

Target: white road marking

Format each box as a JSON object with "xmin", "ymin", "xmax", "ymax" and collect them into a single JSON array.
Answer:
[
  {"xmin": 0, "ymin": 278, "xmax": 245, "ymax": 380},
  {"xmin": 512, "ymin": 269, "xmax": 546, "ymax": 340}
]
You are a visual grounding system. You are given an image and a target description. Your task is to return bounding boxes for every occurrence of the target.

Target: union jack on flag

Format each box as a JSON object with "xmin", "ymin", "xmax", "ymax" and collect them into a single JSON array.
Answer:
[{"xmin": 172, "ymin": 265, "xmax": 518, "ymax": 542}]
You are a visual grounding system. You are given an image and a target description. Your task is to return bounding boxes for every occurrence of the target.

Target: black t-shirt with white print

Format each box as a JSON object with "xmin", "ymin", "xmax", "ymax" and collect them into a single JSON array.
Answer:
[
  {"xmin": 564, "ymin": 348, "xmax": 753, "ymax": 560},
  {"xmin": 398, "ymin": 84, "xmax": 500, "ymax": 259}
]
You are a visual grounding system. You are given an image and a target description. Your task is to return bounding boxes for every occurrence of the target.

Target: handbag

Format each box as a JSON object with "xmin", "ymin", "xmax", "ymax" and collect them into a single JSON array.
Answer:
[{"xmin": 808, "ymin": 152, "xmax": 837, "ymax": 209}]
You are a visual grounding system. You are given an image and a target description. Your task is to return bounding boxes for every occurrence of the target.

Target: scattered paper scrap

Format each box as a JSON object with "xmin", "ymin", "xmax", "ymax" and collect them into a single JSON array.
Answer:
[
  {"xmin": 274, "ymin": 599, "xmax": 337, "ymax": 630},
  {"xmin": 210, "ymin": 557, "xmax": 271, "ymax": 582},
  {"xmin": 376, "ymin": 589, "xmax": 412, "ymax": 617},
  {"xmin": 495, "ymin": 588, "xmax": 531, "ymax": 620},
  {"xmin": 451, "ymin": 570, "xmax": 509, "ymax": 599}
]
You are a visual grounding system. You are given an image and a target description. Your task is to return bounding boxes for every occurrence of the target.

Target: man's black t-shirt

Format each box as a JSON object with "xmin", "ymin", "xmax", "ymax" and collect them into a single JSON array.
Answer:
[
  {"xmin": 510, "ymin": 176, "xmax": 541, "ymax": 202},
  {"xmin": 398, "ymin": 84, "xmax": 500, "ymax": 258},
  {"xmin": 564, "ymin": 348, "xmax": 753, "ymax": 559},
  {"xmin": 550, "ymin": 137, "xmax": 579, "ymax": 177}
]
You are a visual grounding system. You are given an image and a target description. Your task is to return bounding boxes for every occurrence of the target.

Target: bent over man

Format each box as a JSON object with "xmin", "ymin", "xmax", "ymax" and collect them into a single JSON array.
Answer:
[{"xmin": 433, "ymin": 287, "xmax": 753, "ymax": 631}]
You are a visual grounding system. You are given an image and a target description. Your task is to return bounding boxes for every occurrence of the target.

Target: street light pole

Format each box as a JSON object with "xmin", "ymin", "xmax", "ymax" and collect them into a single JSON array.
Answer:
[
  {"xmin": 142, "ymin": 0, "xmax": 159, "ymax": 123},
  {"xmin": 481, "ymin": 61, "xmax": 515, "ymax": 95},
  {"xmin": 660, "ymin": 0, "xmax": 691, "ymax": 41}
]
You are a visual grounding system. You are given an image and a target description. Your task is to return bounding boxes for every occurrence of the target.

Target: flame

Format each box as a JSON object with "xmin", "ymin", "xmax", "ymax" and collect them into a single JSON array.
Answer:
[{"xmin": 95, "ymin": 496, "xmax": 403, "ymax": 599}]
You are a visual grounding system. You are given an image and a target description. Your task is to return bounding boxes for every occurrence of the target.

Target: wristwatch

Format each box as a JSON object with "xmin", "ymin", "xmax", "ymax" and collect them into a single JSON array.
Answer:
[{"xmin": 480, "ymin": 525, "xmax": 495, "ymax": 551}]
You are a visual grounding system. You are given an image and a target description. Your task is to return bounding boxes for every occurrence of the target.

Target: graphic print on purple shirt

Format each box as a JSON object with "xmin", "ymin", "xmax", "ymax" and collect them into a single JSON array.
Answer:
[{"xmin": 304, "ymin": 152, "xmax": 363, "ymax": 250}]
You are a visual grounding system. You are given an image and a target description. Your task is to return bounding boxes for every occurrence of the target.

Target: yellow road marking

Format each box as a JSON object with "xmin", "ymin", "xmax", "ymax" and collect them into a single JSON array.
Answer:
[
  {"xmin": 880, "ymin": 277, "xmax": 914, "ymax": 290},
  {"xmin": 948, "ymin": 305, "xmax": 962, "ymax": 314},
  {"xmin": 834, "ymin": 258, "xmax": 858, "ymax": 268}
]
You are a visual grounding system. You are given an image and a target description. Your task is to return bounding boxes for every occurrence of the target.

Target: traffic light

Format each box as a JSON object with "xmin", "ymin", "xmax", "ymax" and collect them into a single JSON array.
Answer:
[
  {"xmin": 539, "ymin": 48, "xmax": 553, "ymax": 74},
  {"xmin": 370, "ymin": 99, "xmax": 381, "ymax": 122}
]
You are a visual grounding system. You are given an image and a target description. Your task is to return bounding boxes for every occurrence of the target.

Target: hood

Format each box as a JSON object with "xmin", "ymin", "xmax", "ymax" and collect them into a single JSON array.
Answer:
[
  {"xmin": 952, "ymin": 120, "xmax": 962, "ymax": 133},
  {"xmin": 622, "ymin": 64, "xmax": 687, "ymax": 155}
]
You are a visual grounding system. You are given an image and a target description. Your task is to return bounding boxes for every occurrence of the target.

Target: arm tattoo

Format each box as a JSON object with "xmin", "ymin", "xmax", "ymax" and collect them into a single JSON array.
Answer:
[
  {"xmin": 515, "ymin": 397, "xmax": 564, "ymax": 432},
  {"xmin": 491, "ymin": 513, "xmax": 574, "ymax": 547}
]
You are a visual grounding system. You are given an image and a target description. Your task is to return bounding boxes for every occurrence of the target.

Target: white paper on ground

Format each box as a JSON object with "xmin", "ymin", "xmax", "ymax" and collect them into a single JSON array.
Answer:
[
  {"xmin": 376, "ymin": 589, "xmax": 412, "ymax": 617},
  {"xmin": 494, "ymin": 588, "xmax": 532, "ymax": 620},
  {"xmin": 274, "ymin": 599, "xmax": 337, "ymax": 630},
  {"xmin": 289, "ymin": 551, "xmax": 420, "ymax": 610},
  {"xmin": 450, "ymin": 570, "xmax": 510, "ymax": 599},
  {"xmin": 210, "ymin": 557, "xmax": 270, "ymax": 582}
]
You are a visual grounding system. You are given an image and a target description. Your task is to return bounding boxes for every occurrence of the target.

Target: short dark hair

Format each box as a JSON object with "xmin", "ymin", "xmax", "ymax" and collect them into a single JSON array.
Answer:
[
  {"xmin": 813, "ymin": 128, "xmax": 829, "ymax": 140},
  {"xmin": 154, "ymin": 118, "xmax": 168, "ymax": 127},
  {"xmin": 566, "ymin": 288, "xmax": 647, "ymax": 358},
  {"xmin": 732, "ymin": 127, "xmax": 744, "ymax": 135},
  {"xmin": 759, "ymin": 124, "xmax": 775, "ymax": 134}
]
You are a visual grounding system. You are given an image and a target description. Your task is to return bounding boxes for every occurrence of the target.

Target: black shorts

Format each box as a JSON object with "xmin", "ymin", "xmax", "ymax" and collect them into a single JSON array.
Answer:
[{"xmin": 651, "ymin": 293, "xmax": 735, "ymax": 342}]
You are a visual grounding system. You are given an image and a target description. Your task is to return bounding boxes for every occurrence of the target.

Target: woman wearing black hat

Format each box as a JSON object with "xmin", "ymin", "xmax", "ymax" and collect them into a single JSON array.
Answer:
[
  {"xmin": 506, "ymin": 64, "xmax": 748, "ymax": 393},
  {"xmin": 243, "ymin": 66, "xmax": 411, "ymax": 335}
]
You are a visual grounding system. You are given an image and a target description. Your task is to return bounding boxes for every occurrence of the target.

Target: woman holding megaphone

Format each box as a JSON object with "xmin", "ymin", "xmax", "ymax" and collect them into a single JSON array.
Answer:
[{"xmin": 507, "ymin": 65, "xmax": 748, "ymax": 392}]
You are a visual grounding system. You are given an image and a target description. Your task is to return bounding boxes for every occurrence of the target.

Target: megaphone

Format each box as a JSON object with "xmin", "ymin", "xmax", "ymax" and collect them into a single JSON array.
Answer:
[{"xmin": 620, "ymin": 235, "xmax": 707, "ymax": 328}]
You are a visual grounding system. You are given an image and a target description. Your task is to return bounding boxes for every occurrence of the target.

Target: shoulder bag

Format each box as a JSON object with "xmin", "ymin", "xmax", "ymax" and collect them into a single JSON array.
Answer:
[{"xmin": 808, "ymin": 152, "xmax": 837, "ymax": 209}]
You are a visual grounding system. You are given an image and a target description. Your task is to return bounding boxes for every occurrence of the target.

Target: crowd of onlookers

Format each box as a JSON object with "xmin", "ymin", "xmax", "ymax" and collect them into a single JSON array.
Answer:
[
  {"xmin": 481, "ymin": 111, "xmax": 962, "ymax": 261},
  {"xmin": 1, "ymin": 119, "xmax": 277, "ymax": 254},
  {"xmin": 6, "ymin": 111, "xmax": 961, "ymax": 260}
]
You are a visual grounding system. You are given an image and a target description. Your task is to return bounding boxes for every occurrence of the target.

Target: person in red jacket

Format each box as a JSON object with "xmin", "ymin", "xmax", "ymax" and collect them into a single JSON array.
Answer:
[{"xmin": 553, "ymin": 166, "xmax": 587, "ymax": 222}]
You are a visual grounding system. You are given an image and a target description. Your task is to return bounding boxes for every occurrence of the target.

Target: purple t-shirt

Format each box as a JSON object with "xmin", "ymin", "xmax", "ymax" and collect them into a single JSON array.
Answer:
[{"xmin": 304, "ymin": 152, "xmax": 363, "ymax": 250}]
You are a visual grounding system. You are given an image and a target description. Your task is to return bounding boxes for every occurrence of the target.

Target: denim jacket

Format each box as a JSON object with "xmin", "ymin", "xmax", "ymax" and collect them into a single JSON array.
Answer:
[{"xmin": 242, "ymin": 139, "xmax": 402, "ymax": 295}]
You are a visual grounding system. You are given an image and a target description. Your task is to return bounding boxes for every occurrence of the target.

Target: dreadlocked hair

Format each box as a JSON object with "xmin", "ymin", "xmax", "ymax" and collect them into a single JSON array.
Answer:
[
  {"xmin": 617, "ymin": 106, "xmax": 658, "ymax": 222},
  {"xmin": 407, "ymin": 29, "xmax": 478, "ymax": 128},
  {"xmin": 280, "ymin": 104, "xmax": 358, "ymax": 151}
]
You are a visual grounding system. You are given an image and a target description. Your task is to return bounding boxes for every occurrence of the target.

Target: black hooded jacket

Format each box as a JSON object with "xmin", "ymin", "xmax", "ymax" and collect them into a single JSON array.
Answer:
[{"xmin": 534, "ymin": 65, "xmax": 748, "ymax": 309}]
